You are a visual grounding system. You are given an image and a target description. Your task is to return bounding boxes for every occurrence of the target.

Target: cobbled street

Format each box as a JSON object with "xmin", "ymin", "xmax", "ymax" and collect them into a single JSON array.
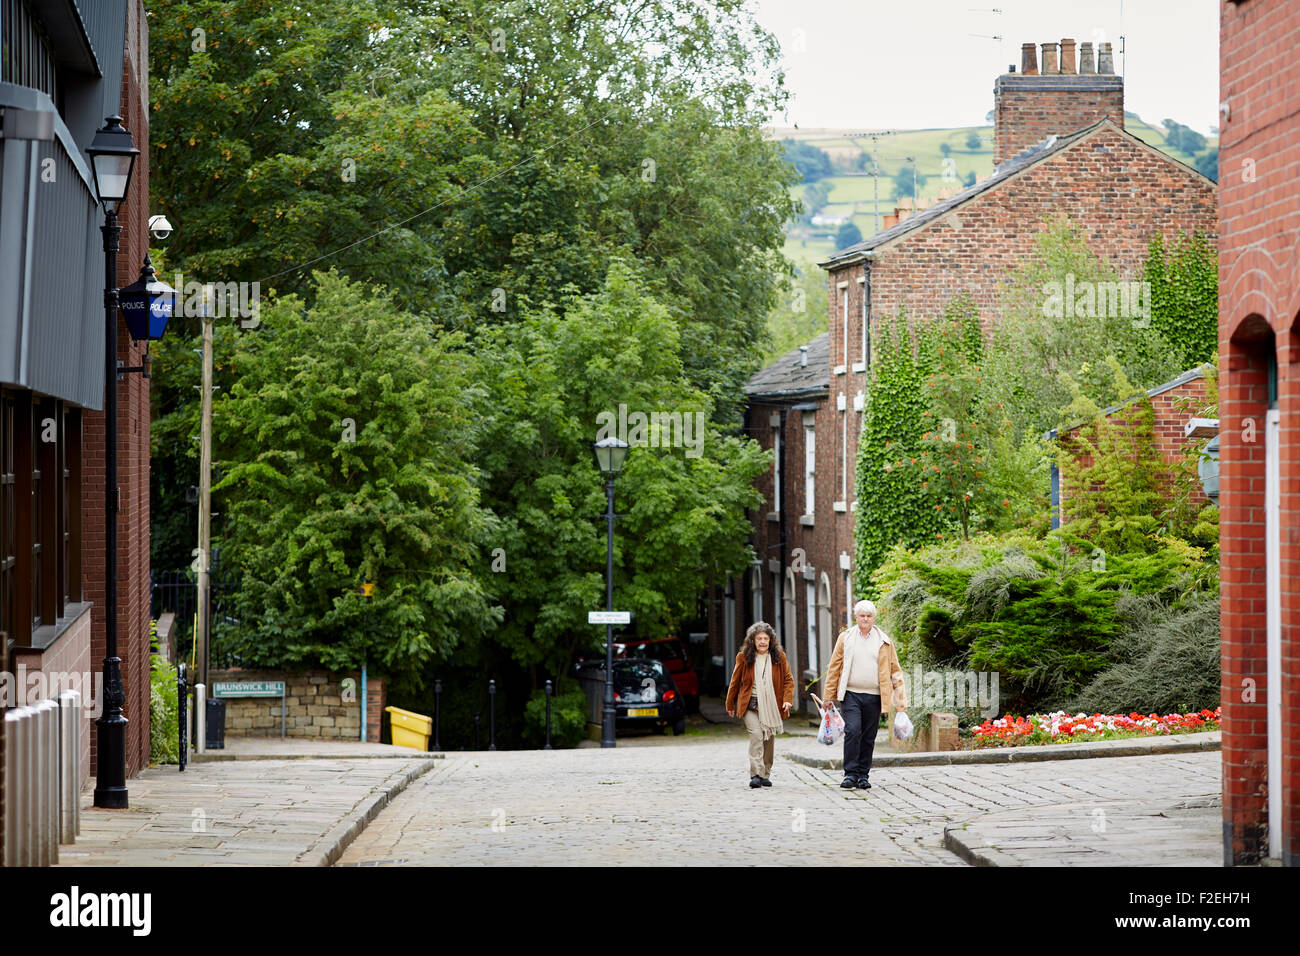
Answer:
[{"xmin": 337, "ymin": 736, "xmax": 1222, "ymax": 866}]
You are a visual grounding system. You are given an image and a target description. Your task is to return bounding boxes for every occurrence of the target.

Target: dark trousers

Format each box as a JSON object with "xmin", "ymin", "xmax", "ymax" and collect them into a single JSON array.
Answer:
[{"xmin": 841, "ymin": 691, "xmax": 882, "ymax": 778}]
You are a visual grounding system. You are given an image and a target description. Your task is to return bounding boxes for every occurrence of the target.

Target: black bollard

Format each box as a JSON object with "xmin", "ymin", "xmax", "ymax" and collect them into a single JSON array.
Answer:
[
  {"xmin": 545, "ymin": 680, "xmax": 553, "ymax": 750},
  {"xmin": 177, "ymin": 662, "xmax": 188, "ymax": 772},
  {"xmin": 474, "ymin": 713, "xmax": 481, "ymax": 751},
  {"xmin": 433, "ymin": 678, "xmax": 442, "ymax": 752},
  {"xmin": 488, "ymin": 680, "xmax": 497, "ymax": 751}
]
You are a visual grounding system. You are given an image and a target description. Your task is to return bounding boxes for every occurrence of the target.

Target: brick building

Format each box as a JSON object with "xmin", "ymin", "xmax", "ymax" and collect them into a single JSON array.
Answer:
[
  {"xmin": 1052, "ymin": 365, "xmax": 1214, "ymax": 524},
  {"xmin": 727, "ymin": 334, "xmax": 837, "ymax": 711},
  {"xmin": 707, "ymin": 36, "xmax": 1217, "ymax": 708},
  {"xmin": 1218, "ymin": 0, "xmax": 1299, "ymax": 867},
  {"xmin": 1, "ymin": 0, "xmax": 154, "ymax": 857}
]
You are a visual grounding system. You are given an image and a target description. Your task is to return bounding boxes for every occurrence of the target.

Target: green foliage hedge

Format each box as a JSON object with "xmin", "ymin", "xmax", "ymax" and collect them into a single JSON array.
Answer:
[
  {"xmin": 523, "ymin": 684, "xmax": 589, "ymax": 749},
  {"xmin": 874, "ymin": 530, "xmax": 1216, "ymax": 716},
  {"xmin": 149, "ymin": 652, "xmax": 180, "ymax": 765},
  {"xmin": 1069, "ymin": 593, "xmax": 1220, "ymax": 716}
]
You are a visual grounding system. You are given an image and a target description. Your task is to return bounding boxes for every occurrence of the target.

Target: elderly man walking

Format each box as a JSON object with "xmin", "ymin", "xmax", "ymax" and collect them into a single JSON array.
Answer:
[{"xmin": 823, "ymin": 600, "xmax": 907, "ymax": 789}]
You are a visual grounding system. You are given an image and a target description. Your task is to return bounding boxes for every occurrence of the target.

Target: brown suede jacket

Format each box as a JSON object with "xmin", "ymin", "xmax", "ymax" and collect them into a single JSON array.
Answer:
[
  {"xmin": 725, "ymin": 650, "xmax": 795, "ymax": 717},
  {"xmin": 824, "ymin": 625, "xmax": 908, "ymax": 714}
]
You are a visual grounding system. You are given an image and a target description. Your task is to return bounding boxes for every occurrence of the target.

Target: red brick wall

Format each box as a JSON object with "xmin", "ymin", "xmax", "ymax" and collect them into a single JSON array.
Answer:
[
  {"xmin": 10, "ymin": 607, "xmax": 94, "ymax": 791},
  {"xmin": 81, "ymin": 0, "xmax": 152, "ymax": 779},
  {"xmin": 994, "ymin": 75, "xmax": 1125, "ymax": 165},
  {"xmin": 830, "ymin": 125, "xmax": 1218, "ymax": 340},
  {"xmin": 1219, "ymin": 0, "xmax": 1300, "ymax": 868}
]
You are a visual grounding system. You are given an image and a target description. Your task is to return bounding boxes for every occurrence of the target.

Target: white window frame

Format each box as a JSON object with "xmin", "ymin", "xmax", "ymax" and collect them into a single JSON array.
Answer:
[
  {"xmin": 834, "ymin": 281, "xmax": 849, "ymax": 375},
  {"xmin": 803, "ymin": 414, "xmax": 816, "ymax": 518}
]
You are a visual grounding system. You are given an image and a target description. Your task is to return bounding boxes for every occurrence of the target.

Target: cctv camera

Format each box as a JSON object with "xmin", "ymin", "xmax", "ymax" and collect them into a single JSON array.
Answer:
[{"xmin": 148, "ymin": 214, "xmax": 173, "ymax": 240}]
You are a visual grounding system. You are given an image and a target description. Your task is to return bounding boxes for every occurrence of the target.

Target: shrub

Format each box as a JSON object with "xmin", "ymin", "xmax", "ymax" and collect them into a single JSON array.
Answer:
[
  {"xmin": 522, "ymin": 683, "xmax": 589, "ymax": 749},
  {"xmin": 873, "ymin": 529, "xmax": 1215, "ymax": 714},
  {"xmin": 149, "ymin": 652, "xmax": 180, "ymax": 765},
  {"xmin": 1069, "ymin": 593, "xmax": 1220, "ymax": 715}
]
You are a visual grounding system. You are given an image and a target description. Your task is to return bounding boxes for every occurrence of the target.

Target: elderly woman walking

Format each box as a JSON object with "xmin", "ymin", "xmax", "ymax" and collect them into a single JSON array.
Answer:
[
  {"xmin": 725, "ymin": 621, "xmax": 794, "ymax": 788},
  {"xmin": 824, "ymin": 600, "xmax": 907, "ymax": 790}
]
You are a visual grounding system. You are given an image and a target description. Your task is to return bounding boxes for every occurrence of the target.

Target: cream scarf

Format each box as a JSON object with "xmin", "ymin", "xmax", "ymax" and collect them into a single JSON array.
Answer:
[{"xmin": 754, "ymin": 651, "xmax": 783, "ymax": 740}]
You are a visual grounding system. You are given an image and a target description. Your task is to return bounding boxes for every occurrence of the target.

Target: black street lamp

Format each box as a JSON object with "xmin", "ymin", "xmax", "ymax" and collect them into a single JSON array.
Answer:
[
  {"xmin": 593, "ymin": 436, "xmax": 630, "ymax": 748},
  {"xmin": 87, "ymin": 115, "xmax": 139, "ymax": 810}
]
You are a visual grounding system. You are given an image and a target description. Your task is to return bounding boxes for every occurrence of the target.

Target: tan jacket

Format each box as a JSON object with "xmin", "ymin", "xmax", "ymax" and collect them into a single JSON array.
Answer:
[
  {"xmin": 824, "ymin": 625, "xmax": 907, "ymax": 713},
  {"xmin": 725, "ymin": 650, "xmax": 795, "ymax": 716}
]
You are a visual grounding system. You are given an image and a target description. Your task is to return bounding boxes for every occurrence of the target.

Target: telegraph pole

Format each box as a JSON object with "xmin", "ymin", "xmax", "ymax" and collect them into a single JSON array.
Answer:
[
  {"xmin": 857, "ymin": 130, "xmax": 897, "ymax": 234},
  {"xmin": 196, "ymin": 310, "xmax": 213, "ymax": 686}
]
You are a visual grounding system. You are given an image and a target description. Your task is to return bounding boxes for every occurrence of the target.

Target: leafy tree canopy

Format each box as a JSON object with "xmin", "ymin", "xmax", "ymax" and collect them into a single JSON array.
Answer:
[{"xmin": 211, "ymin": 271, "xmax": 500, "ymax": 683}]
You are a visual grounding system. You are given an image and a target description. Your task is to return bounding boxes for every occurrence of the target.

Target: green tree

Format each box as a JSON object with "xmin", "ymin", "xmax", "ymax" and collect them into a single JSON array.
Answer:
[
  {"xmin": 893, "ymin": 166, "xmax": 927, "ymax": 199},
  {"xmin": 983, "ymin": 216, "xmax": 1184, "ymax": 441},
  {"xmin": 764, "ymin": 263, "xmax": 829, "ymax": 364},
  {"xmin": 473, "ymin": 262, "xmax": 768, "ymax": 677},
  {"xmin": 149, "ymin": 0, "xmax": 800, "ymax": 571},
  {"xmin": 782, "ymin": 139, "xmax": 834, "ymax": 182},
  {"xmin": 966, "ymin": 132, "xmax": 982, "ymax": 150},
  {"xmin": 1193, "ymin": 147, "xmax": 1218, "ymax": 182},
  {"xmin": 835, "ymin": 221, "xmax": 863, "ymax": 250},
  {"xmin": 211, "ymin": 272, "xmax": 499, "ymax": 684},
  {"xmin": 1055, "ymin": 358, "xmax": 1167, "ymax": 553}
]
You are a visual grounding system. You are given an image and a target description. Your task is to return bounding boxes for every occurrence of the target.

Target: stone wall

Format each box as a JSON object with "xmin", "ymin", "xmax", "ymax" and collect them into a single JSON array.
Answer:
[{"xmin": 209, "ymin": 669, "xmax": 385, "ymax": 740}]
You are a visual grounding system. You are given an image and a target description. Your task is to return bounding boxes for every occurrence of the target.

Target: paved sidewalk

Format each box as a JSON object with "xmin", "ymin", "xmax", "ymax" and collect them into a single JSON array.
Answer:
[
  {"xmin": 58, "ymin": 749, "xmax": 437, "ymax": 866},
  {"xmin": 191, "ymin": 738, "xmax": 439, "ymax": 761},
  {"xmin": 782, "ymin": 729, "xmax": 1222, "ymax": 767},
  {"xmin": 51, "ymin": 728, "xmax": 1223, "ymax": 867},
  {"xmin": 337, "ymin": 738, "xmax": 1222, "ymax": 867}
]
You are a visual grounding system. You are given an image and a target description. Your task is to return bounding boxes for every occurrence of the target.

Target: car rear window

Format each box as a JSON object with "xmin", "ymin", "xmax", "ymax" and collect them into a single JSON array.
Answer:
[
  {"xmin": 615, "ymin": 660, "xmax": 665, "ymax": 682},
  {"xmin": 626, "ymin": 641, "xmax": 685, "ymax": 662}
]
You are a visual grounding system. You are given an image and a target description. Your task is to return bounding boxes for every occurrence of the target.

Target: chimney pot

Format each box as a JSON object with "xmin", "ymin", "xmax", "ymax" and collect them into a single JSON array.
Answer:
[
  {"xmin": 1060, "ymin": 38, "xmax": 1076, "ymax": 74},
  {"xmin": 799, "ymin": 345, "xmax": 808, "ymax": 367},
  {"xmin": 1020, "ymin": 42, "xmax": 1038, "ymax": 75},
  {"xmin": 1041, "ymin": 41, "xmax": 1059, "ymax": 75},
  {"xmin": 1079, "ymin": 41, "xmax": 1095, "ymax": 74},
  {"xmin": 1098, "ymin": 41, "xmax": 1114, "ymax": 75}
]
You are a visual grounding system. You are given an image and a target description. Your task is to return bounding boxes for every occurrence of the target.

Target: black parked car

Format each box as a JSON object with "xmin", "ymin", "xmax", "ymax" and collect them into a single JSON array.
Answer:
[{"xmin": 574, "ymin": 658, "xmax": 687, "ymax": 736}]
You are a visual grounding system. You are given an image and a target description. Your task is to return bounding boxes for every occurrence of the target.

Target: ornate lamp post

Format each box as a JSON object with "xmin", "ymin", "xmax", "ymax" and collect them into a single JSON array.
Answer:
[
  {"xmin": 86, "ymin": 116, "xmax": 140, "ymax": 809},
  {"xmin": 593, "ymin": 436, "xmax": 630, "ymax": 748}
]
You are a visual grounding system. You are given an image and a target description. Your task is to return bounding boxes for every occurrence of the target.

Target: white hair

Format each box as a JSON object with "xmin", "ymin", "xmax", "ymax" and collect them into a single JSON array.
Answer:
[{"xmin": 853, "ymin": 600, "xmax": 877, "ymax": 616}]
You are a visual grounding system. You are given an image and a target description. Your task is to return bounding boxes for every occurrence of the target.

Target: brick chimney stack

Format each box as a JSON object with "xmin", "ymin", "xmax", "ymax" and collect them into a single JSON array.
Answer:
[
  {"xmin": 993, "ymin": 35, "xmax": 1124, "ymax": 165},
  {"xmin": 1079, "ymin": 41, "xmax": 1095, "ymax": 74}
]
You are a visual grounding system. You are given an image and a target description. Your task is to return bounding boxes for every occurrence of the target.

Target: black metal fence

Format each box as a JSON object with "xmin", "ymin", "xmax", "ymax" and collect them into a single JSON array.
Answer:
[{"xmin": 150, "ymin": 567, "xmax": 240, "ymax": 670}]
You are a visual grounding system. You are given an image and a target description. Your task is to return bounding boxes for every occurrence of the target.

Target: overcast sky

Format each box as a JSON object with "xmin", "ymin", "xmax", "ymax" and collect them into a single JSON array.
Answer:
[{"xmin": 751, "ymin": 0, "xmax": 1220, "ymax": 135}]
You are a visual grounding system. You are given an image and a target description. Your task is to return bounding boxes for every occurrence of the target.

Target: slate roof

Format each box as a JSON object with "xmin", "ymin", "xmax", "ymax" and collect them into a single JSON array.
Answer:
[
  {"xmin": 818, "ymin": 121, "xmax": 1101, "ymax": 269},
  {"xmin": 745, "ymin": 332, "xmax": 830, "ymax": 400}
]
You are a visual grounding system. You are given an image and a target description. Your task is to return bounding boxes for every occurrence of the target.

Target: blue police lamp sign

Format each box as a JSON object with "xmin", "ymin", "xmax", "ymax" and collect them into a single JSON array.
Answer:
[{"xmin": 118, "ymin": 256, "xmax": 177, "ymax": 342}]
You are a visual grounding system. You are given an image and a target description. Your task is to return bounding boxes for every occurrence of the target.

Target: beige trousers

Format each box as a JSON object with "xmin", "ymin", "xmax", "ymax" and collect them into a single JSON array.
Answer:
[{"xmin": 743, "ymin": 709, "xmax": 775, "ymax": 778}]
